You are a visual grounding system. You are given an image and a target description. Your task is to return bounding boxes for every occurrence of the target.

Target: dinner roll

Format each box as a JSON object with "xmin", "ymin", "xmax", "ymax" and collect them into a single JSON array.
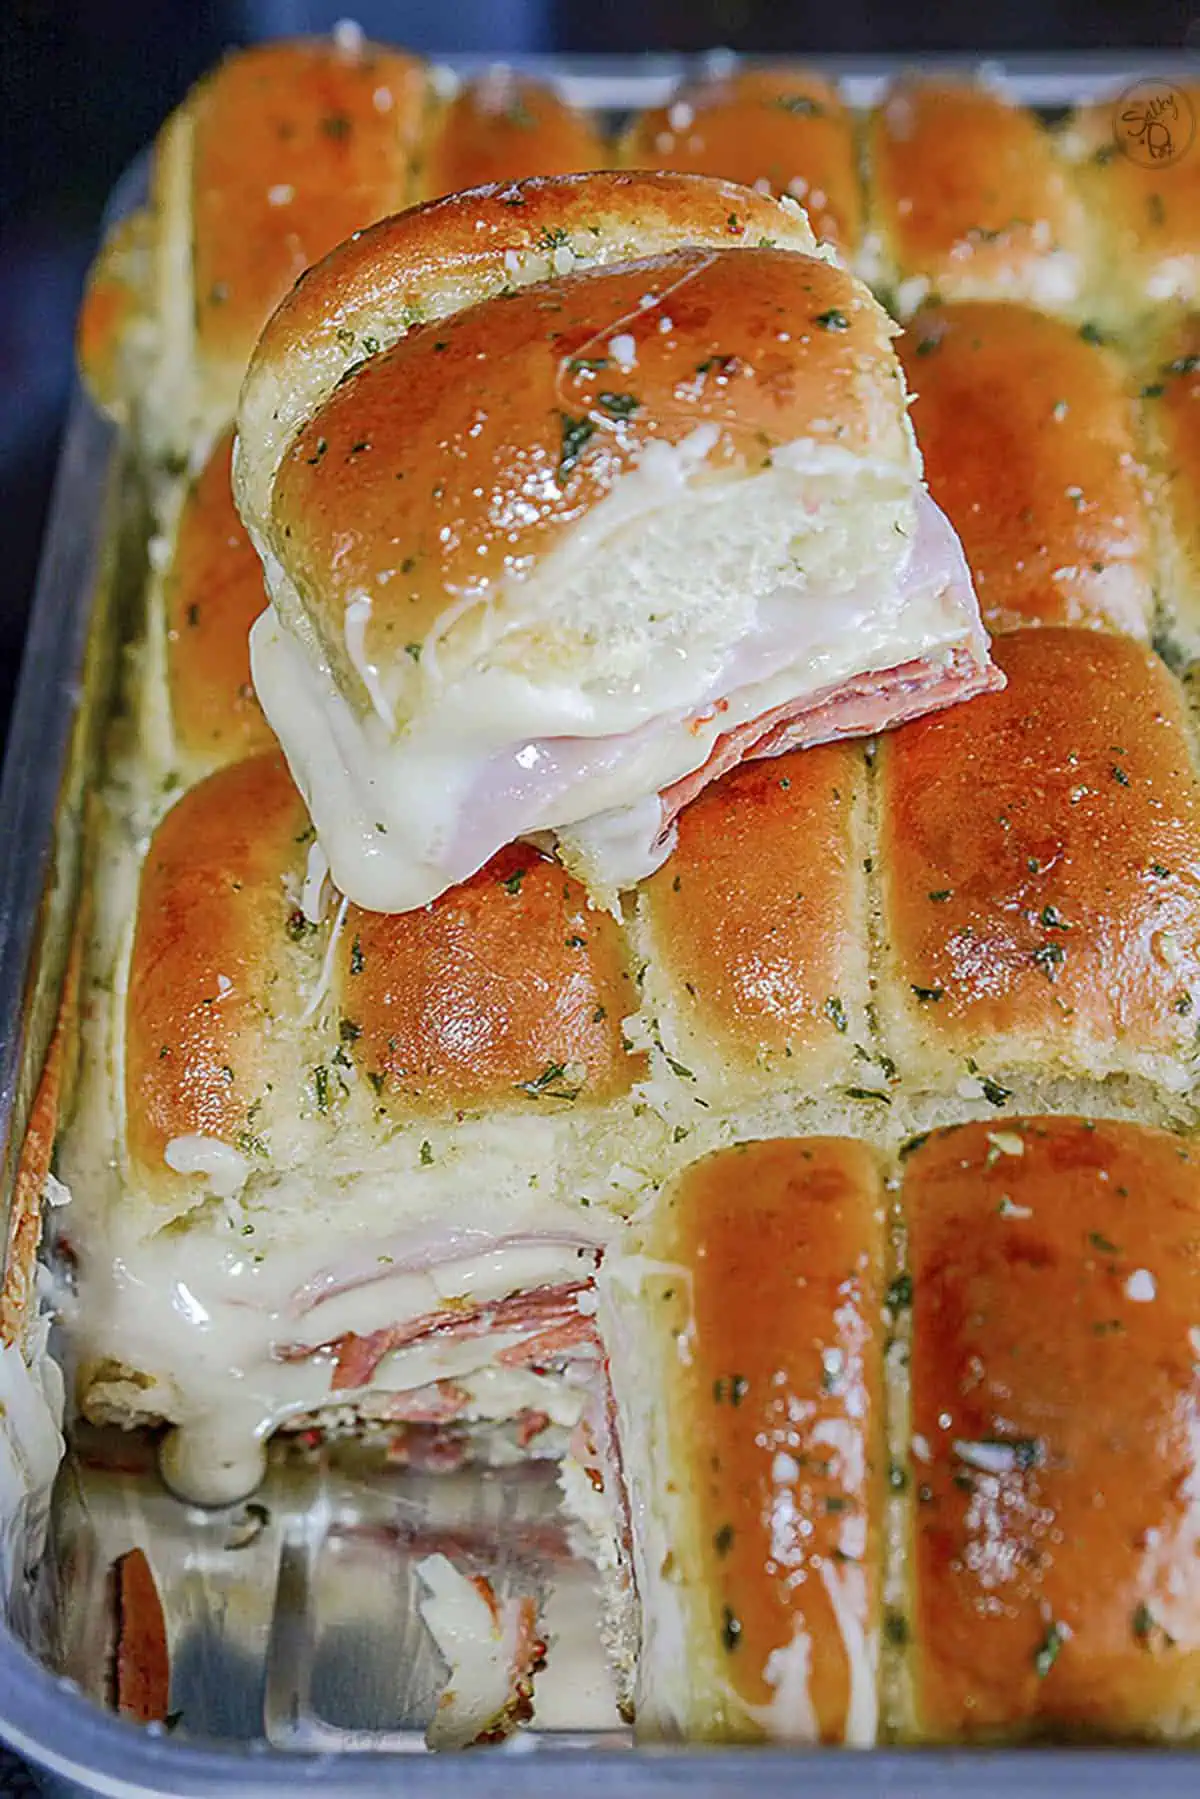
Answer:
[
  {"xmin": 159, "ymin": 427, "xmax": 273, "ymax": 773},
  {"xmin": 424, "ymin": 67, "xmax": 609, "ymax": 194},
  {"xmin": 902, "ymin": 1117, "xmax": 1200, "ymax": 1741},
  {"xmin": 77, "ymin": 33, "xmax": 430, "ymax": 458},
  {"xmin": 631, "ymin": 741, "xmax": 872, "ymax": 1116},
  {"xmin": 876, "ymin": 629, "xmax": 1200, "ymax": 1109},
  {"xmin": 1061, "ymin": 83, "xmax": 1200, "ymax": 324},
  {"xmin": 599, "ymin": 1136, "xmax": 885, "ymax": 1743},
  {"xmin": 865, "ymin": 77, "xmax": 1088, "ymax": 318},
  {"xmin": 622, "ymin": 67, "xmax": 862, "ymax": 257},
  {"xmin": 900, "ymin": 302, "xmax": 1155, "ymax": 637},
  {"xmin": 1141, "ymin": 310, "xmax": 1200, "ymax": 658}
]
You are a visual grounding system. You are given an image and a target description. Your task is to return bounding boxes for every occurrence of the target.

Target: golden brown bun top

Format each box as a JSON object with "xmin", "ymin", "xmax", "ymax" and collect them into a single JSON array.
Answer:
[
  {"xmin": 906, "ymin": 1116, "xmax": 1200, "ymax": 1740},
  {"xmin": 332, "ymin": 843, "xmax": 641, "ymax": 1116},
  {"xmin": 645, "ymin": 1137, "xmax": 884, "ymax": 1739},
  {"xmin": 639, "ymin": 740, "xmax": 869, "ymax": 1097},
  {"xmin": 234, "ymin": 170, "xmax": 820, "ymax": 531},
  {"xmin": 424, "ymin": 69, "xmax": 609, "ymax": 196},
  {"xmin": 899, "ymin": 301, "xmax": 1154, "ymax": 636},
  {"xmin": 622, "ymin": 67, "xmax": 862, "ymax": 254},
  {"xmin": 1065, "ymin": 83, "xmax": 1200, "ymax": 315},
  {"xmin": 190, "ymin": 36, "xmax": 428, "ymax": 395},
  {"xmin": 268, "ymin": 244, "xmax": 904, "ymax": 669},
  {"xmin": 125, "ymin": 752, "xmax": 311, "ymax": 1191},
  {"xmin": 124, "ymin": 753, "xmax": 644, "ymax": 1204},
  {"xmin": 76, "ymin": 34, "xmax": 429, "ymax": 437},
  {"xmin": 878, "ymin": 628, "xmax": 1200, "ymax": 1075},
  {"xmin": 868, "ymin": 79, "xmax": 1086, "ymax": 310},
  {"xmin": 166, "ymin": 427, "xmax": 273, "ymax": 771}
]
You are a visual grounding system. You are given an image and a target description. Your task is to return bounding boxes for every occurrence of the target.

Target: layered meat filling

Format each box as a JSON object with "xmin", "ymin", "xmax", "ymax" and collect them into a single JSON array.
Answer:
[{"xmin": 73, "ymin": 1212, "xmax": 613, "ymax": 1506}]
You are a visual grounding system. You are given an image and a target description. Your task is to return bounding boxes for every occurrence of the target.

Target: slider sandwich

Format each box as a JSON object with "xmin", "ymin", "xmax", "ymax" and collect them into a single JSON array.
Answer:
[{"xmin": 234, "ymin": 171, "xmax": 1001, "ymax": 914}]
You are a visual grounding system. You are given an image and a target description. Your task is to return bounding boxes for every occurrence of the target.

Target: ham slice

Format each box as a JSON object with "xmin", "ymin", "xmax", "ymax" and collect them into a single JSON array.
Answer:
[
  {"xmin": 496, "ymin": 1315, "xmax": 598, "ymax": 1370},
  {"xmin": 275, "ymin": 1282, "xmax": 595, "ymax": 1392},
  {"xmin": 379, "ymin": 1380, "xmax": 470, "ymax": 1424},
  {"xmin": 659, "ymin": 641, "xmax": 1003, "ymax": 829}
]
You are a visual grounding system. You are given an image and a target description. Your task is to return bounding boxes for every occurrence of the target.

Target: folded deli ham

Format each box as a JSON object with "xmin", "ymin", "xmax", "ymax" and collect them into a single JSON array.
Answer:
[{"xmin": 234, "ymin": 172, "xmax": 999, "ymax": 913}]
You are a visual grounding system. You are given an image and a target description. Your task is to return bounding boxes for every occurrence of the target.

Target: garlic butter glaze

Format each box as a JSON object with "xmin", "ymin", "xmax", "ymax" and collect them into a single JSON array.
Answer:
[
  {"xmin": 906, "ymin": 1118, "xmax": 1200, "ymax": 1741},
  {"xmin": 601, "ymin": 1138, "xmax": 885, "ymax": 1743}
]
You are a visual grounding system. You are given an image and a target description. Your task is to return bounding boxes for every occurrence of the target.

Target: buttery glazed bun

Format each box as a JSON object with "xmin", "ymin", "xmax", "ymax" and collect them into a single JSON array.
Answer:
[
  {"xmin": 632, "ymin": 740, "xmax": 871, "ymax": 1110},
  {"xmin": 234, "ymin": 171, "xmax": 822, "ymax": 548},
  {"xmin": 865, "ymin": 78, "xmax": 1088, "ymax": 317},
  {"xmin": 1061, "ymin": 85, "xmax": 1200, "ymax": 323},
  {"xmin": 424, "ymin": 67, "xmax": 609, "ymax": 194},
  {"xmin": 158, "ymin": 427, "xmax": 274, "ymax": 773},
  {"xmin": 600, "ymin": 1138, "xmax": 885, "ymax": 1743},
  {"xmin": 621, "ymin": 67, "xmax": 862, "ymax": 257},
  {"xmin": 236, "ymin": 171, "xmax": 997, "ymax": 914},
  {"xmin": 121, "ymin": 752, "xmax": 642, "ymax": 1217},
  {"xmin": 900, "ymin": 301, "xmax": 1155, "ymax": 637},
  {"xmin": 77, "ymin": 33, "xmax": 430, "ymax": 456},
  {"xmin": 877, "ymin": 629, "xmax": 1200, "ymax": 1103},
  {"xmin": 902, "ymin": 1117, "xmax": 1200, "ymax": 1742}
]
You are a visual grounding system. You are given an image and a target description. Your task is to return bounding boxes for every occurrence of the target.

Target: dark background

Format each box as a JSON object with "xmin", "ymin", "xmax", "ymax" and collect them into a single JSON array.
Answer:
[{"xmin": 0, "ymin": 0, "xmax": 1192, "ymax": 740}]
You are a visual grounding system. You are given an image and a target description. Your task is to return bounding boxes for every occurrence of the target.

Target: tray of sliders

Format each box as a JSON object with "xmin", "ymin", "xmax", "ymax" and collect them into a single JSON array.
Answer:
[{"xmin": 1, "ymin": 26, "xmax": 1199, "ymax": 1796}]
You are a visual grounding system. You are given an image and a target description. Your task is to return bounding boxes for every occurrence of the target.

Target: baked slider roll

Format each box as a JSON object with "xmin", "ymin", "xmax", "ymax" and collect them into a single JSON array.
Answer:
[
  {"xmin": 62, "ymin": 750, "xmax": 653, "ymax": 1506},
  {"xmin": 1142, "ymin": 312, "xmax": 1200, "ymax": 657},
  {"xmin": 77, "ymin": 32, "xmax": 430, "ymax": 457},
  {"xmin": 1061, "ymin": 83, "xmax": 1200, "ymax": 322},
  {"xmin": 899, "ymin": 302, "xmax": 1155, "ymax": 638},
  {"xmin": 621, "ymin": 68, "xmax": 862, "ymax": 257},
  {"xmin": 876, "ymin": 629, "xmax": 1200, "ymax": 1108},
  {"xmin": 150, "ymin": 426, "xmax": 274, "ymax": 776},
  {"xmin": 596, "ymin": 1138, "xmax": 885, "ymax": 1742},
  {"xmin": 234, "ymin": 171, "xmax": 998, "ymax": 914},
  {"xmin": 424, "ymin": 67, "xmax": 609, "ymax": 195},
  {"xmin": 903, "ymin": 1117, "xmax": 1200, "ymax": 1742},
  {"xmin": 631, "ymin": 741, "xmax": 875, "ymax": 1118},
  {"xmin": 865, "ymin": 78, "xmax": 1088, "ymax": 319}
]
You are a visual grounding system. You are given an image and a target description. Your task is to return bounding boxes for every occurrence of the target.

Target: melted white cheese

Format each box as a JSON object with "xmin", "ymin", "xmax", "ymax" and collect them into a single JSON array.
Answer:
[
  {"xmin": 818, "ymin": 1557, "xmax": 878, "ymax": 1747},
  {"xmin": 343, "ymin": 595, "xmax": 395, "ymax": 733},
  {"xmin": 163, "ymin": 1134, "xmax": 250, "ymax": 1198},
  {"xmin": 300, "ymin": 837, "xmax": 330, "ymax": 924},
  {"xmin": 742, "ymin": 1623, "xmax": 820, "ymax": 1742}
]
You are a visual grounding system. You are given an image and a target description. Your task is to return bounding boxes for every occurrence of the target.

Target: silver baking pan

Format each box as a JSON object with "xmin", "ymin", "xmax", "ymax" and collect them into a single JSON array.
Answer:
[{"xmin": 3, "ymin": 50, "xmax": 1199, "ymax": 1799}]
